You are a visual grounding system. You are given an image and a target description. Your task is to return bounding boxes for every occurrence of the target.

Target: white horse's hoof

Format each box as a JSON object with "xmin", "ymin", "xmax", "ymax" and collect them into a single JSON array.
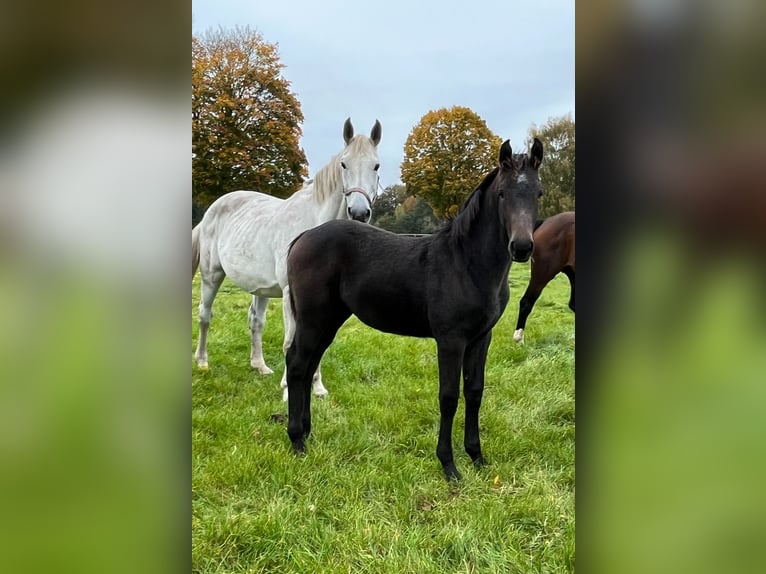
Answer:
[
  {"xmin": 197, "ymin": 361, "xmax": 209, "ymax": 370},
  {"xmin": 313, "ymin": 384, "xmax": 328, "ymax": 398},
  {"xmin": 252, "ymin": 362, "xmax": 274, "ymax": 375},
  {"xmin": 513, "ymin": 329, "xmax": 525, "ymax": 344}
]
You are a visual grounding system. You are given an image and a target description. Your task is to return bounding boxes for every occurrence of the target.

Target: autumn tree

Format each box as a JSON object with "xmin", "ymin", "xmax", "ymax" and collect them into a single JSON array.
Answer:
[
  {"xmin": 526, "ymin": 114, "xmax": 575, "ymax": 217},
  {"xmin": 371, "ymin": 184, "xmax": 440, "ymax": 234},
  {"xmin": 370, "ymin": 184, "xmax": 408, "ymax": 225},
  {"xmin": 400, "ymin": 106, "xmax": 502, "ymax": 218},
  {"xmin": 192, "ymin": 27, "xmax": 308, "ymax": 210}
]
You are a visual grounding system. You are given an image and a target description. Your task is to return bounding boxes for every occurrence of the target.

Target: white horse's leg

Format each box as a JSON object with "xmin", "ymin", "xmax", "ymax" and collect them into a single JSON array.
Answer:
[
  {"xmin": 195, "ymin": 268, "xmax": 225, "ymax": 369},
  {"xmin": 280, "ymin": 287, "xmax": 294, "ymax": 401},
  {"xmin": 312, "ymin": 365, "xmax": 328, "ymax": 398},
  {"xmin": 280, "ymin": 286, "xmax": 327, "ymax": 401},
  {"xmin": 249, "ymin": 295, "xmax": 273, "ymax": 374}
]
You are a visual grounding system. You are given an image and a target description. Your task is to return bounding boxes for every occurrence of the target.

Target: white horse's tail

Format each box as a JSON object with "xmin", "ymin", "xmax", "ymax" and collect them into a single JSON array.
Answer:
[{"xmin": 192, "ymin": 224, "xmax": 201, "ymax": 279}]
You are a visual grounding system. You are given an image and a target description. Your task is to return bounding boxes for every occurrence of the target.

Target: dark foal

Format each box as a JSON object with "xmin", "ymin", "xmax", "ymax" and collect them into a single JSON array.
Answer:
[
  {"xmin": 513, "ymin": 211, "xmax": 575, "ymax": 344},
  {"xmin": 285, "ymin": 139, "xmax": 544, "ymax": 481}
]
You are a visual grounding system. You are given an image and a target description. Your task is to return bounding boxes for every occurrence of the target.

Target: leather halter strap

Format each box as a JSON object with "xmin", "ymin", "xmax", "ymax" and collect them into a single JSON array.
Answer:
[{"xmin": 343, "ymin": 187, "xmax": 375, "ymax": 206}]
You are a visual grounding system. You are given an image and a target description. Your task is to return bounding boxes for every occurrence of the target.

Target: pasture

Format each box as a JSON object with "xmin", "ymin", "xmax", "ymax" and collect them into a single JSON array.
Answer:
[{"xmin": 192, "ymin": 263, "xmax": 575, "ymax": 573}]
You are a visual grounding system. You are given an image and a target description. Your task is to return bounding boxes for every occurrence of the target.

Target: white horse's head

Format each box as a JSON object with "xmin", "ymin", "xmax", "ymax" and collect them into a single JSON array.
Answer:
[{"xmin": 338, "ymin": 118, "xmax": 381, "ymax": 222}]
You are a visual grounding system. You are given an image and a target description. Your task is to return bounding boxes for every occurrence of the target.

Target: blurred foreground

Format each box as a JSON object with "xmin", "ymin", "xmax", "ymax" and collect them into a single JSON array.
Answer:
[
  {"xmin": 0, "ymin": 1, "xmax": 189, "ymax": 572},
  {"xmin": 578, "ymin": 0, "xmax": 766, "ymax": 572}
]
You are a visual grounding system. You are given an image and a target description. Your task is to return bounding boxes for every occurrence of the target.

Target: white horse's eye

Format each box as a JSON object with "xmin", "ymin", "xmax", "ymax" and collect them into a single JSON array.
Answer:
[
  {"xmin": 340, "ymin": 162, "xmax": 347, "ymax": 169},
  {"xmin": 374, "ymin": 163, "xmax": 380, "ymax": 171}
]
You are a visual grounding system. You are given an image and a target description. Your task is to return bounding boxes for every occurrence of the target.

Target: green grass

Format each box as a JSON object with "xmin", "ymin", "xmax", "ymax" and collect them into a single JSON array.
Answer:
[{"xmin": 192, "ymin": 263, "xmax": 574, "ymax": 573}]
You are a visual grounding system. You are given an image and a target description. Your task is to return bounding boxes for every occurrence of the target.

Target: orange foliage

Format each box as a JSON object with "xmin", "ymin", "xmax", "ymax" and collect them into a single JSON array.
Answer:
[{"xmin": 192, "ymin": 27, "xmax": 307, "ymax": 208}]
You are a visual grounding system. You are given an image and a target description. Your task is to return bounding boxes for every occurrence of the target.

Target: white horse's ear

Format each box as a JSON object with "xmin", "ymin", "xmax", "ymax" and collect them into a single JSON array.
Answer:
[
  {"xmin": 370, "ymin": 120, "xmax": 382, "ymax": 146},
  {"xmin": 343, "ymin": 118, "xmax": 354, "ymax": 145}
]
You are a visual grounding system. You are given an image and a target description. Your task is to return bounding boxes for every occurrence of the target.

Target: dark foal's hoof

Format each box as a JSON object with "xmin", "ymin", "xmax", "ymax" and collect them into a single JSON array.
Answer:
[
  {"xmin": 443, "ymin": 464, "xmax": 462, "ymax": 482},
  {"xmin": 291, "ymin": 440, "xmax": 306, "ymax": 456},
  {"xmin": 472, "ymin": 456, "xmax": 488, "ymax": 468}
]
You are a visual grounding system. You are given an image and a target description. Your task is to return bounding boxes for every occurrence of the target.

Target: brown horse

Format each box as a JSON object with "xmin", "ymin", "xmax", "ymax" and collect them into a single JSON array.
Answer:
[{"xmin": 513, "ymin": 211, "xmax": 575, "ymax": 344}]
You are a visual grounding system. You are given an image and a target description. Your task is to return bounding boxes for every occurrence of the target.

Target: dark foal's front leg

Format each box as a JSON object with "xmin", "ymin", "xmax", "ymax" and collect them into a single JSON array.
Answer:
[
  {"xmin": 435, "ymin": 340, "xmax": 466, "ymax": 481},
  {"xmin": 463, "ymin": 331, "xmax": 492, "ymax": 468}
]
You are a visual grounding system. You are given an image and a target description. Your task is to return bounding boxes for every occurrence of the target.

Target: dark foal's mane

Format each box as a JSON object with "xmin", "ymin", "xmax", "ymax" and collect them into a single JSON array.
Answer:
[
  {"xmin": 439, "ymin": 167, "xmax": 499, "ymax": 244},
  {"xmin": 439, "ymin": 152, "xmax": 531, "ymax": 244}
]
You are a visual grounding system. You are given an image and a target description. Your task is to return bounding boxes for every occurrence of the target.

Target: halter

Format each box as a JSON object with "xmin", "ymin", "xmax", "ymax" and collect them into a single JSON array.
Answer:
[
  {"xmin": 343, "ymin": 186, "xmax": 376, "ymax": 207},
  {"xmin": 342, "ymin": 174, "xmax": 381, "ymax": 210}
]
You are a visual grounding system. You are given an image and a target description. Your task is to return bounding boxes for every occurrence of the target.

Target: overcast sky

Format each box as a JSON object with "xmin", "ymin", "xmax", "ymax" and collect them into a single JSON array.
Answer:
[{"xmin": 192, "ymin": 0, "xmax": 574, "ymax": 187}]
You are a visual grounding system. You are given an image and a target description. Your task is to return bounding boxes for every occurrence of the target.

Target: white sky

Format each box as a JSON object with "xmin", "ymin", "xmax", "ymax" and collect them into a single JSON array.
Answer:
[{"xmin": 192, "ymin": 0, "xmax": 574, "ymax": 186}]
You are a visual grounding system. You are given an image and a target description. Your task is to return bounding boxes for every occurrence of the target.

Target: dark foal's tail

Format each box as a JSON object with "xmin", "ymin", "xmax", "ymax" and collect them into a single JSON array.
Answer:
[
  {"xmin": 192, "ymin": 224, "xmax": 200, "ymax": 279},
  {"xmin": 286, "ymin": 231, "xmax": 309, "ymax": 319}
]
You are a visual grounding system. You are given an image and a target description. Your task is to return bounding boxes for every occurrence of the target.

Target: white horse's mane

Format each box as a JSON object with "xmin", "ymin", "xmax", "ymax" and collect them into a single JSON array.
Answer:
[{"xmin": 311, "ymin": 135, "xmax": 376, "ymax": 203}]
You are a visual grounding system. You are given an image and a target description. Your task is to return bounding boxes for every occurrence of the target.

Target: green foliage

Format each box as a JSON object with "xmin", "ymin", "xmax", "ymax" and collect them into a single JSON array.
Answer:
[
  {"xmin": 526, "ymin": 114, "xmax": 575, "ymax": 217},
  {"xmin": 192, "ymin": 264, "xmax": 575, "ymax": 573},
  {"xmin": 372, "ymin": 184, "xmax": 441, "ymax": 234},
  {"xmin": 400, "ymin": 106, "xmax": 503, "ymax": 218},
  {"xmin": 193, "ymin": 27, "xmax": 308, "ymax": 210}
]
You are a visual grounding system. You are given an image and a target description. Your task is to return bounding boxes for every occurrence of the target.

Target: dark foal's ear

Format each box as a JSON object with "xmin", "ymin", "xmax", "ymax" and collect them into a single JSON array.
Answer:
[
  {"xmin": 343, "ymin": 117, "xmax": 354, "ymax": 145},
  {"xmin": 370, "ymin": 119, "xmax": 382, "ymax": 146},
  {"xmin": 499, "ymin": 139, "xmax": 515, "ymax": 170},
  {"xmin": 529, "ymin": 137, "xmax": 543, "ymax": 169}
]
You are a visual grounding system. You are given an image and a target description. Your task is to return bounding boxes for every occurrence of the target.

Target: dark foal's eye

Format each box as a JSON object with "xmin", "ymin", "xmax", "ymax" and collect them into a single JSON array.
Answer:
[
  {"xmin": 341, "ymin": 162, "xmax": 347, "ymax": 169},
  {"xmin": 374, "ymin": 163, "xmax": 380, "ymax": 171},
  {"xmin": 498, "ymin": 190, "xmax": 505, "ymax": 199}
]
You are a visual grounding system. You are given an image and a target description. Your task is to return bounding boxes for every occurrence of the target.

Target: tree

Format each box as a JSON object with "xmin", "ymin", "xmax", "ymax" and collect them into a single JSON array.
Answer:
[
  {"xmin": 192, "ymin": 27, "xmax": 308, "ymax": 210},
  {"xmin": 370, "ymin": 184, "xmax": 408, "ymax": 226},
  {"xmin": 372, "ymin": 184, "xmax": 440, "ymax": 234},
  {"xmin": 526, "ymin": 114, "xmax": 575, "ymax": 217},
  {"xmin": 400, "ymin": 106, "xmax": 502, "ymax": 218}
]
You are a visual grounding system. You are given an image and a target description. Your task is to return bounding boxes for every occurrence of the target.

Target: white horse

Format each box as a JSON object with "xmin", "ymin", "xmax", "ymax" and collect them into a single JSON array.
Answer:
[{"xmin": 192, "ymin": 118, "xmax": 382, "ymax": 400}]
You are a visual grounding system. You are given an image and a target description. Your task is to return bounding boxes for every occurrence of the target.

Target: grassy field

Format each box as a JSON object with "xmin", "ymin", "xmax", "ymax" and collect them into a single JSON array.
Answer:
[{"xmin": 192, "ymin": 262, "xmax": 575, "ymax": 573}]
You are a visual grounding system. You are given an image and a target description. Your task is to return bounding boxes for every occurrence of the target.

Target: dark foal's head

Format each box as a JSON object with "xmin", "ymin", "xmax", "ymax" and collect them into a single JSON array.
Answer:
[{"xmin": 494, "ymin": 138, "xmax": 544, "ymax": 262}]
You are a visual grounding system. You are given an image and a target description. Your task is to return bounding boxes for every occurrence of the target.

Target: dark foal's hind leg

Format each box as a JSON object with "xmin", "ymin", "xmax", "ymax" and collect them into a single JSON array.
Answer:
[
  {"xmin": 463, "ymin": 331, "xmax": 492, "ymax": 469},
  {"xmin": 435, "ymin": 339, "xmax": 466, "ymax": 482},
  {"xmin": 285, "ymin": 316, "xmax": 347, "ymax": 455},
  {"xmin": 301, "ymin": 367, "xmax": 313, "ymax": 439},
  {"xmin": 285, "ymin": 335, "xmax": 314, "ymax": 455}
]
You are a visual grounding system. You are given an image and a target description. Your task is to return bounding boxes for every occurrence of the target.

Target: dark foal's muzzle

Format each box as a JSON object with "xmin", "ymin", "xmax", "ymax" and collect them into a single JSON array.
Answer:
[{"xmin": 510, "ymin": 238, "xmax": 534, "ymax": 262}]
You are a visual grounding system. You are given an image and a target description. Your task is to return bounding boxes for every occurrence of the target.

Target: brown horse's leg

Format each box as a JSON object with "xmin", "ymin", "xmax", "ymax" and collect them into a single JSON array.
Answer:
[
  {"xmin": 463, "ymin": 331, "xmax": 492, "ymax": 468},
  {"xmin": 435, "ymin": 339, "xmax": 466, "ymax": 481},
  {"xmin": 563, "ymin": 267, "xmax": 575, "ymax": 312},
  {"xmin": 514, "ymin": 261, "xmax": 554, "ymax": 344}
]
